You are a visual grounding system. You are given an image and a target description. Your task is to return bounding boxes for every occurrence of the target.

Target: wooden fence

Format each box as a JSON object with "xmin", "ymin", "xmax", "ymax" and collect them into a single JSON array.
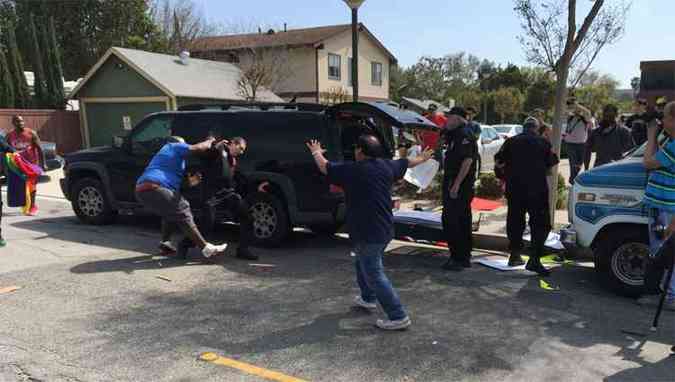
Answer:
[{"xmin": 0, "ymin": 109, "xmax": 82, "ymax": 154}]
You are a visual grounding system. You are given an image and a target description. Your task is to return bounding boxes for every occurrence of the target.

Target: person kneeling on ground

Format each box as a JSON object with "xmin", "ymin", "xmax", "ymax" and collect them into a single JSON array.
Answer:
[
  {"xmin": 495, "ymin": 117, "xmax": 559, "ymax": 276},
  {"xmin": 307, "ymin": 134, "xmax": 433, "ymax": 331},
  {"xmin": 135, "ymin": 136, "xmax": 228, "ymax": 259}
]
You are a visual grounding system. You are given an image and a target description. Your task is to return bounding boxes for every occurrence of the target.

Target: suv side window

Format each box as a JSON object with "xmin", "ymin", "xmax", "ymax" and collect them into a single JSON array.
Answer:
[{"xmin": 130, "ymin": 114, "xmax": 173, "ymax": 155}]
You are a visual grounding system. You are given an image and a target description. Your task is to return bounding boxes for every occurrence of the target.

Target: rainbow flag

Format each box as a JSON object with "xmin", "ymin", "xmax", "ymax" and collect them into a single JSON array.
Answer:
[{"xmin": 4, "ymin": 153, "xmax": 42, "ymax": 214}]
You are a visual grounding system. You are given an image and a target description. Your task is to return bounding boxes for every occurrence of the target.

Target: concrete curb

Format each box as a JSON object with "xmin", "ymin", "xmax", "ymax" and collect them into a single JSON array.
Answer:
[{"xmin": 473, "ymin": 232, "xmax": 511, "ymax": 252}]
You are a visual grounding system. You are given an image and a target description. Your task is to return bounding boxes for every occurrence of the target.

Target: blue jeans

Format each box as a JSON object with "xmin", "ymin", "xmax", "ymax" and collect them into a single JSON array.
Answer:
[
  {"xmin": 648, "ymin": 209, "xmax": 675, "ymax": 299},
  {"xmin": 354, "ymin": 243, "xmax": 407, "ymax": 321},
  {"xmin": 565, "ymin": 142, "xmax": 586, "ymax": 183}
]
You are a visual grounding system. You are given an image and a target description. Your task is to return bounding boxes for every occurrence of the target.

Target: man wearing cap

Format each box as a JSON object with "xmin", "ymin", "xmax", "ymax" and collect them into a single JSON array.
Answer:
[
  {"xmin": 441, "ymin": 107, "xmax": 479, "ymax": 271},
  {"xmin": 307, "ymin": 134, "xmax": 433, "ymax": 330},
  {"xmin": 495, "ymin": 117, "xmax": 559, "ymax": 275}
]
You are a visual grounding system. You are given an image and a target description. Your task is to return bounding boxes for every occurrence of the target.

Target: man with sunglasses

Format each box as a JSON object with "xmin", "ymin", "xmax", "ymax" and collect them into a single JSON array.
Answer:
[
  {"xmin": 200, "ymin": 137, "xmax": 259, "ymax": 261},
  {"xmin": 307, "ymin": 134, "xmax": 433, "ymax": 331}
]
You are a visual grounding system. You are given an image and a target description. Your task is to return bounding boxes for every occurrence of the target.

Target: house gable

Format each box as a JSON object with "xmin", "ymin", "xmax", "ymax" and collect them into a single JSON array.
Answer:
[{"xmin": 75, "ymin": 55, "xmax": 166, "ymax": 99}]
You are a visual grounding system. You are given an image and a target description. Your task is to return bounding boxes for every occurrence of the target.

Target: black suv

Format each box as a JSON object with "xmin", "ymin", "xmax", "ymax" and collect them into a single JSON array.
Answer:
[{"xmin": 60, "ymin": 102, "xmax": 435, "ymax": 246}]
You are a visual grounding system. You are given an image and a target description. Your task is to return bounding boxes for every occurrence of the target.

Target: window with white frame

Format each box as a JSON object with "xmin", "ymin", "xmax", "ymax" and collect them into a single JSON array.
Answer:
[
  {"xmin": 371, "ymin": 62, "xmax": 383, "ymax": 86},
  {"xmin": 328, "ymin": 53, "xmax": 341, "ymax": 80}
]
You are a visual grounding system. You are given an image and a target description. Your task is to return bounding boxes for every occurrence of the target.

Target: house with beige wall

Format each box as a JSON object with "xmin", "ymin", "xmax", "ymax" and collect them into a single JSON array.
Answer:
[{"xmin": 191, "ymin": 24, "xmax": 397, "ymax": 103}]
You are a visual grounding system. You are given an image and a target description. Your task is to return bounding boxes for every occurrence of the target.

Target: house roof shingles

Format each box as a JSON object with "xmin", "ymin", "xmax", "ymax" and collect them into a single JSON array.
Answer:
[
  {"xmin": 191, "ymin": 24, "xmax": 397, "ymax": 62},
  {"xmin": 70, "ymin": 47, "xmax": 284, "ymax": 102}
]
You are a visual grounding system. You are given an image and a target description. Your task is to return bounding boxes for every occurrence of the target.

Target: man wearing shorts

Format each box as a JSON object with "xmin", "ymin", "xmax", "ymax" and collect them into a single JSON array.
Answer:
[{"xmin": 135, "ymin": 136, "xmax": 227, "ymax": 258}]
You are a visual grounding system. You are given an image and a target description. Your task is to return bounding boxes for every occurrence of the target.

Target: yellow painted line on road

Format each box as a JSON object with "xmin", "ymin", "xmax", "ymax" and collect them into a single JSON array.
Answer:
[{"xmin": 199, "ymin": 352, "xmax": 308, "ymax": 382}]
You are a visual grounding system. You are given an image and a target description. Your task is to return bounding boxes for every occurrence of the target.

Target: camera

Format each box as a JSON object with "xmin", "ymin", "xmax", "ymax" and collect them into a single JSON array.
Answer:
[{"xmin": 644, "ymin": 105, "xmax": 663, "ymax": 124}]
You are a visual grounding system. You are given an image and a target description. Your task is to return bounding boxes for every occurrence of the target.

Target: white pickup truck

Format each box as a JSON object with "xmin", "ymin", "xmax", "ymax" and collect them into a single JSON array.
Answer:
[{"xmin": 560, "ymin": 144, "xmax": 652, "ymax": 297}]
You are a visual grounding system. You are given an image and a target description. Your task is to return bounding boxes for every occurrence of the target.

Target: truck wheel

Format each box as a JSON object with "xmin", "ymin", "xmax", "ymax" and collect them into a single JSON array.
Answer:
[
  {"xmin": 595, "ymin": 226, "xmax": 649, "ymax": 297},
  {"xmin": 71, "ymin": 178, "xmax": 117, "ymax": 225},
  {"xmin": 247, "ymin": 192, "xmax": 290, "ymax": 247}
]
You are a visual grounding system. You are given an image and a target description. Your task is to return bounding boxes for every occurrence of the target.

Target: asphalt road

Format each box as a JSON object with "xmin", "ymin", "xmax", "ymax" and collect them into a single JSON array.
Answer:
[{"xmin": 1, "ymin": 197, "xmax": 674, "ymax": 382}]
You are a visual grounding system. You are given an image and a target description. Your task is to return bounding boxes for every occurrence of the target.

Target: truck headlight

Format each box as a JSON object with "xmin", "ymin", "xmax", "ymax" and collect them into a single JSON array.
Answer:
[{"xmin": 578, "ymin": 192, "xmax": 596, "ymax": 202}]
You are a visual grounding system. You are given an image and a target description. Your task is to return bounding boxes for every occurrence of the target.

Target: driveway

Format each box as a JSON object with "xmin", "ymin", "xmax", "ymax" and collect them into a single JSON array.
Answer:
[{"xmin": 0, "ymin": 197, "xmax": 673, "ymax": 381}]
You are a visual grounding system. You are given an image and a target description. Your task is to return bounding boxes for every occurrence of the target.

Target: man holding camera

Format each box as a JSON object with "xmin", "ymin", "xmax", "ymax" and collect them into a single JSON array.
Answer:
[
  {"xmin": 626, "ymin": 99, "xmax": 648, "ymax": 146},
  {"xmin": 563, "ymin": 99, "xmax": 592, "ymax": 184},
  {"xmin": 641, "ymin": 101, "xmax": 675, "ymax": 311},
  {"xmin": 306, "ymin": 134, "xmax": 433, "ymax": 331},
  {"xmin": 495, "ymin": 117, "xmax": 559, "ymax": 276}
]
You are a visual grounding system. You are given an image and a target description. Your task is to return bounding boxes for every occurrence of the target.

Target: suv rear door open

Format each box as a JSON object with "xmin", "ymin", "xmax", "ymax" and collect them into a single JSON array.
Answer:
[{"xmin": 328, "ymin": 102, "xmax": 439, "ymax": 160}]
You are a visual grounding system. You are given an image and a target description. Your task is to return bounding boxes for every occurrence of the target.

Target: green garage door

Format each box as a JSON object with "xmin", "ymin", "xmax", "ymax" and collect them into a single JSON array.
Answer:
[{"xmin": 85, "ymin": 102, "xmax": 168, "ymax": 147}]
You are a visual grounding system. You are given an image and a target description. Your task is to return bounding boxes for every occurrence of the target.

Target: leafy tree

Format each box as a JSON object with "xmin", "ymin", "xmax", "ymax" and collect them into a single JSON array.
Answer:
[
  {"xmin": 28, "ymin": 13, "xmax": 46, "ymax": 107},
  {"xmin": 514, "ymin": 0, "xmax": 630, "ymax": 223},
  {"xmin": 5, "ymin": 22, "xmax": 30, "ymax": 108},
  {"xmin": 493, "ymin": 87, "xmax": 524, "ymax": 123},
  {"xmin": 0, "ymin": 42, "xmax": 14, "ymax": 108},
  {"xmin": 46, "ymin": 16, "xmax": 65, "ymax": 108},
  {"xmin": 630, "ymin": 76, "xmax": 640, "ymax": 98}
]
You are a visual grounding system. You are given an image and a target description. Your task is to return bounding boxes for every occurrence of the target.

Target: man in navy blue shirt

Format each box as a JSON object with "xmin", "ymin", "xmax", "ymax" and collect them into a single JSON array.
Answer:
[{"xmin": 307, "ymin": 134, "xmax": 433, "ymax": 330}]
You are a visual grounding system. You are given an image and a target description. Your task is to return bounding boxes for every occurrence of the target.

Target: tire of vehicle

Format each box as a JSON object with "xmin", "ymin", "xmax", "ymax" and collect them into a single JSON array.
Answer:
[
  {"xmin": 595, "ymin": 226, "xmax": 649, "ymax": 297},
  {"xmin": 247, "ymin": 192, "xmax": 291, "ymax": 247},
  {"xmin": 71, "ymin": 178, "xmax": 117, "ymax": 225}
]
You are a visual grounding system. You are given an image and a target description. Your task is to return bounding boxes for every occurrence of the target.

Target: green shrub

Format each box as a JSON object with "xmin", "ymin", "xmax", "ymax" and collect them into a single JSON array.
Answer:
[{"xmin": 476, "ymin": 172, "xmax": 504, "ymax": 199}]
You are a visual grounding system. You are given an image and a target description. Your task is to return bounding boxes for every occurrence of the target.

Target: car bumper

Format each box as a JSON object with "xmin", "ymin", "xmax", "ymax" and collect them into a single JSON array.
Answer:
[{"xmin": 559, "ymin": 225, "xmax": 578, "ymax": 249}]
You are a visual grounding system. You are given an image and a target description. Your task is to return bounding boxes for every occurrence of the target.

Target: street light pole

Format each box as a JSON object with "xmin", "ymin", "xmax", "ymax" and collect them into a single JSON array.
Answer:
[
  {"xmin": 343, "ymin": 0, "xmax": 365, "ymax": 103},
  {"xmin": 351, "ymin": 7, "xmax": 359, "ymax": 102}
]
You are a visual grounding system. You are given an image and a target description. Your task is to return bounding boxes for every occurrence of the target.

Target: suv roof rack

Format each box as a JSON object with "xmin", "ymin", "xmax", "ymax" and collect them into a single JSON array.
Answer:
[{"xmin": 177, "ymin": 102, "xmax": 328, "ymax": 112}]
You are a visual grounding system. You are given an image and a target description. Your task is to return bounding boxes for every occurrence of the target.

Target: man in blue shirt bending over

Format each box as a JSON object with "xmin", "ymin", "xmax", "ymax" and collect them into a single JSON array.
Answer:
[
  {"xmin": 307, "ymin": 134, "xmax": 433, "ymax": 330},
  {"xmin": 136, "ymin": 136, "xmax": 228, "ymax": 259}
]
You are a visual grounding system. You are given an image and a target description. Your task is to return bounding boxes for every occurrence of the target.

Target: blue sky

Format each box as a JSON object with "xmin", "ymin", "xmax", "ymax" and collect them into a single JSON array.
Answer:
[{"xmin": 195, "ymin": 0, "xmax": 675, "ymax": 88}]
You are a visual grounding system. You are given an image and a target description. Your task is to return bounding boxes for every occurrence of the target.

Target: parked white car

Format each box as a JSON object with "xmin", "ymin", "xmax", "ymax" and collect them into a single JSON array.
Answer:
[
  {"xmin": 492, "ymin": 124, "xmax": 523, "ymax": 139},
  {"xmin": 476, "ymin": 125, "xmax": 504, "ymax": 175}
]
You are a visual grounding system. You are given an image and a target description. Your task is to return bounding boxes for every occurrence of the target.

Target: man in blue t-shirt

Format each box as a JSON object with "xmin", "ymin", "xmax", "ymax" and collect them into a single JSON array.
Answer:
[
  {"xmin": 307, "ymin": 134, "xmax": 433, "ymax": 331},
  {"xmin": 641, "ymin": 101, "xmax": 675, "ymax": 316},
  {"xmin": 135, "ymin": 136, "xmax": 229, "ymax": 259}
]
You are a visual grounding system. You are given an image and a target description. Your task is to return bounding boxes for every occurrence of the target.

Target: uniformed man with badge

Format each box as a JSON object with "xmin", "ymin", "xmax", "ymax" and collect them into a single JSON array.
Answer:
[
  {"xmin": 495, "ymin": 117, "xmax": 559, "ymax": 276},
  {"xmin": 441, "ymin": 107, "xmax": 478, "ymax": 271}
]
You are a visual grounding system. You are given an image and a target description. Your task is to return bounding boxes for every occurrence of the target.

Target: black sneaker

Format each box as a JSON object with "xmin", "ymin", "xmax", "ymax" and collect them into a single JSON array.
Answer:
[
  {"xmin": 442, "ymin": 261, "xmax": 465, "ymax": 272},
  {"xmin": 526, "ymin": 260, "xmax": 552, "ymax": 277},
  {"xmin": 508, "ymin": 254, "xmax": 525, "ymax": 267},
  {"xmin": 236, "ymin": 248, "xmax": 259, "ymax": 261},
  {"xmin": 177, "ymin": 238, "xmax": 193, "ymax": 259}
]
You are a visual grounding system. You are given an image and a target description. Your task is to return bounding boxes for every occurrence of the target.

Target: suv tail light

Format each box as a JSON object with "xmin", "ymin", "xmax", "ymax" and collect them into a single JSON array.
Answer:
[{"xmin": 329, "ymin": 184, "xmax": 344, "ymax": 194}]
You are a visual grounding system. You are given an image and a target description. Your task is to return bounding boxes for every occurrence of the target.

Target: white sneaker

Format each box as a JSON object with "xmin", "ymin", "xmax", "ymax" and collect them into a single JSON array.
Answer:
[
  {"xmin": 376, "ymin": 317, "xmax": 411, "ymax": 331},
  {"xmin": 353, "ymin": 296, "xmax": 377, "ymax": 310},
  {"xmin": 202, "ymin": 243, "xmax": 228, "ymax": 258}
]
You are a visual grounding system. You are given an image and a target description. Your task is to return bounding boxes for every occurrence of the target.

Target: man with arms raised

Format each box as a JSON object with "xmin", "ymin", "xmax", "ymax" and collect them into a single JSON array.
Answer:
[{"xmin": 307, "ymin": 134, "xmax": 433, "ymax": 330}]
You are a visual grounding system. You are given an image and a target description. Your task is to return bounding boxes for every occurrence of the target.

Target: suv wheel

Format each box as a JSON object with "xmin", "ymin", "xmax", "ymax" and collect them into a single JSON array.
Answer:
[
  {"xmin": 71, "ymin": 178, "xmax": 116, "ymax": 225},
  {"xmin": 248, "ymin": 192, "xmax": 290, "ymax": 247},
  {"xmin": 595, "ymin": 226, "xmax": 649, "ymax": 297}
]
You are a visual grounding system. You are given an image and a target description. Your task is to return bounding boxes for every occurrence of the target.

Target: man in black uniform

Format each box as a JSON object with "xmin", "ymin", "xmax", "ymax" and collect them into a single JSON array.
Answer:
[
  {"xmin": 182, "ymin": 137, "xmax": 258, "ymax": 260},
  {"xmin": 495, "ymin": 117, "xmax": 559, "ymax": 276},
  {"xmin": 441, "ymin": 107, "xmax": 479, "ymax": 271}
]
